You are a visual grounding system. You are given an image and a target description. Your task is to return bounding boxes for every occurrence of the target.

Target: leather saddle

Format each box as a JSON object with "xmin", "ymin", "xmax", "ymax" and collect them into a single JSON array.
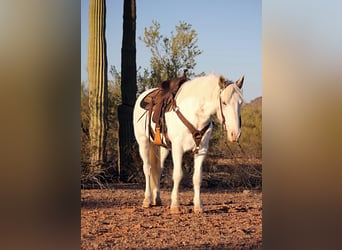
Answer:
[{"xmin": 140, "ymin": 70, "xmax": 189, "ymax": 145}]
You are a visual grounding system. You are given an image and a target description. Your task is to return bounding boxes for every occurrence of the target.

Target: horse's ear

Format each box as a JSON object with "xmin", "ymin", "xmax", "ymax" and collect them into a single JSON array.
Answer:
[
  {"xmin": 219, "ymin": 75, "xmax": 226, "ymax": 89},
  {"xmin": 236, "ymin": 75, "xmax": 244, "ymax": 89}
]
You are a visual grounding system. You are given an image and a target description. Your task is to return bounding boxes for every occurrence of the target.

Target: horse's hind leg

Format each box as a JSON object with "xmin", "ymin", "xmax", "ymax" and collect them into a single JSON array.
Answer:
[
  {"xmin": 138, "ymin": 138, "xmax": 152, "ymax": 208},
  {"xmin": 150, "ymin": 146, "xmax": 169, "ymax": 206}
]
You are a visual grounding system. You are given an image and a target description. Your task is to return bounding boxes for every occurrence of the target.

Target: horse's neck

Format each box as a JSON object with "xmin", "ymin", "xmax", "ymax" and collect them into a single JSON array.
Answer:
[{"xmin": 175, "ymin": 81, "xmax": 219, "ymax": 121}]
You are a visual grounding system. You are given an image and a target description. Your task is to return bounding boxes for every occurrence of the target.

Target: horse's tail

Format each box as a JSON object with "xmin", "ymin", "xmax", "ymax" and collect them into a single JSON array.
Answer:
[{"xmin": 149, "ymin": 141, "xmax": 161, "ymax": 194}]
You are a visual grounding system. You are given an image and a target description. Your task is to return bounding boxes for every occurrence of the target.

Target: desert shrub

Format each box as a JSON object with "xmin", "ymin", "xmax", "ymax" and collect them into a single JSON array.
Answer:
[
  {"xmin": 239, "ymin": 102, "xmax": 262, "ymax": 158},
  {"xmin": 207, "ymin": 100, "xmax": 262, "ymax": 160},
  {"xmin": 81, "ymin": 80, "xmax": 121, "ymax": 187}
]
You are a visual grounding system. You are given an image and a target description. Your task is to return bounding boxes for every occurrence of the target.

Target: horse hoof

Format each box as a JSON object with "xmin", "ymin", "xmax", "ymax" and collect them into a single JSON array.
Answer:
[
  {"xmin": 170, "ymin": 206, "xmax": 181, "ymax": 214},
  {"xmin": 142, "ymin": 201, "xmax": 151, "ymax": 208},
  {"xmin": 194, "ymin": 206, "xmax": 204, "ymax": 214},
  {"xmin": 152, "ymin": 198, "xmax": 162, "ymax": 206}
]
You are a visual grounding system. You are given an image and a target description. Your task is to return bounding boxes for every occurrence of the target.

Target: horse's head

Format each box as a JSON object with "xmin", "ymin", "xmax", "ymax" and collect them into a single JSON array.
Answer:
[{"xmin": 217, "ymin": 75, "xmax": 244, "ymax": 142}]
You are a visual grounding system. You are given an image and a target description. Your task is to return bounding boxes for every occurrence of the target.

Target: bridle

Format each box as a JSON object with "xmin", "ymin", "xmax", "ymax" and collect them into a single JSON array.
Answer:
[
  {"xmin": 219, "ymin": 82, "xmax": 245, "ymax": 156},
  {"xmin": 219, "ymin": 93, "xmax": 227, "ymax": 132},
  {"xmin": 219, "ymin": 80, "xmax": 233, "ymax": 131}
]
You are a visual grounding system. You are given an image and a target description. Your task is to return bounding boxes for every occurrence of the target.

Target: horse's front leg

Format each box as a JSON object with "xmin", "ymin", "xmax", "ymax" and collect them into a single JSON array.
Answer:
[
  {"xmin": 193, "ymin": 152, "xmax": 206, "ymax": 213},
  {"xmin": 193, "ymin": 132, "xmax": 211, "ymax": 213},
  {"xmin": 170, "ymin": 146, "xmax": 183, "ymax": 214}
]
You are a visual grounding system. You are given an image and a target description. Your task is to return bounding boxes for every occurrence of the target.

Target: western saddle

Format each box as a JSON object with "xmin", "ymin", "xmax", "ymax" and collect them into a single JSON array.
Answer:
[{"xmin": 140, "ymin": 69, "xmax": 189, "ymax": 146}]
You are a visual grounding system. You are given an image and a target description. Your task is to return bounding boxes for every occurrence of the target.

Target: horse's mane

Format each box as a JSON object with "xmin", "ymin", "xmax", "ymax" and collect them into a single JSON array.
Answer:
[
  {"xmin": 176, "ymin": 74, "xmax": 243, "ymax": 103},
  {"xmin": 175, "ymin": 74, "xmax": 221, "ymax": 102}
]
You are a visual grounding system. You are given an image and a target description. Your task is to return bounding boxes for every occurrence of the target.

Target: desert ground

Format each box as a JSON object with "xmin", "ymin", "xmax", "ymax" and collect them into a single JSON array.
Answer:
[{"xmin": 81, "ymin": 183, "xmax": 262, "ymax": 249}]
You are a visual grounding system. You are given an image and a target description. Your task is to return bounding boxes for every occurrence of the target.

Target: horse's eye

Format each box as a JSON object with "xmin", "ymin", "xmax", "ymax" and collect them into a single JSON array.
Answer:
[{"xmin": 222, "ymin": 101, "xmax": 227, "ymax": 105}]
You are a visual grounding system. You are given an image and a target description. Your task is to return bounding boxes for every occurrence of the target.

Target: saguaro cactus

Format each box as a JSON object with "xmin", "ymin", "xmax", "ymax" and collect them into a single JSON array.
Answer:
[
  {"xmin": 118, "ymin": 0, "xmax": 137, "ymax": 180},
  {"xmin": 88, "ymin": 0, "xmax": 108, "ymax": 172}
]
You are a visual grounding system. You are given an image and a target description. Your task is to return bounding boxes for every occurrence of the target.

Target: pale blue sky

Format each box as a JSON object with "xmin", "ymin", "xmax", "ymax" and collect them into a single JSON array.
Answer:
[{"xmin": 81, "ymin": 0, "xmax": 261, "ymax": 102}]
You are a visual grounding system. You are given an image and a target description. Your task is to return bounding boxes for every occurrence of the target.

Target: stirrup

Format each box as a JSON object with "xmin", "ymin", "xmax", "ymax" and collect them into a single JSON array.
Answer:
[{"xmin": 153, "ymin": 127, "xmax": 162, "ymax": 145}]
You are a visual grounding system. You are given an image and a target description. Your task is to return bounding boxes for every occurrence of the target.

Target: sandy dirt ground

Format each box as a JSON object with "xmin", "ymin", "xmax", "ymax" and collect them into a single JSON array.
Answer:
[{"xmin": 81, "ymin": 184, "xmax": 262, "ymax": 249}]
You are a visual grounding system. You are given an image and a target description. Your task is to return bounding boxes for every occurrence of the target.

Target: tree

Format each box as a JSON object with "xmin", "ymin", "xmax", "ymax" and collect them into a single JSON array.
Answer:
[
  {"xmin": 118, "ymin": 0, "xmax": 137, "ymax": 181},
  {"xmin": 87, "ymin": 0, "xmax": 108, "ymax": 173},
  {"xmin": 138, "ymin": 20, "xmax": 203, "ymax": 93}
]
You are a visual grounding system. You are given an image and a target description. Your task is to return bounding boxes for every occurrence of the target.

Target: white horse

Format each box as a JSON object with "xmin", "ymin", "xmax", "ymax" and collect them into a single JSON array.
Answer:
[{"xmin": 133, "ymin": 74, "xmax": 244, "ymax": 213}]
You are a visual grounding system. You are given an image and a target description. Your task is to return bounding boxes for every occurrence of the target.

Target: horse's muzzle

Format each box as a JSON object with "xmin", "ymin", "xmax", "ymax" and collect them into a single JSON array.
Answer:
[{"xmin": 229, "ymin": 130, "xmax": 241, "ymax": 142}]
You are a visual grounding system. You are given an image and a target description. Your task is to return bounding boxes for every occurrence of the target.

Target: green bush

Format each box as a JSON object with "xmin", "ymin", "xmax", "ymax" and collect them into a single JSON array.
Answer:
[{"xmin": 208, "ymin": 98, "xmax": 262, "ymax": 159}]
